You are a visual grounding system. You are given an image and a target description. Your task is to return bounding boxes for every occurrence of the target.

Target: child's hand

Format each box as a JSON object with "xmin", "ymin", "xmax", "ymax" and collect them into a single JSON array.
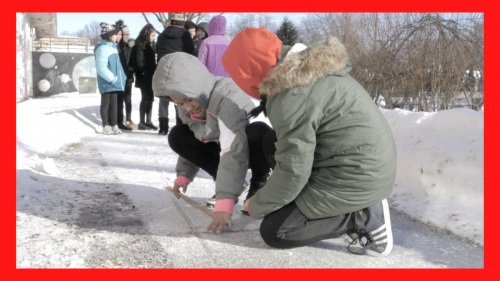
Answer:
[
  {"xmin": 207, "ymin": 212, "xmax": 232, "ymax": 234},
  {"xmin": 173, "ymin": 182, "xmax": 190, "ymax": 199}
]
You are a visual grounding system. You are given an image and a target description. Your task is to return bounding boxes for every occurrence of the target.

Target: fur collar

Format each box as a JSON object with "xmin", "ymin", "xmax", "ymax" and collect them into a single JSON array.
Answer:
[{"xmin": 259, "ymin": 37, "xmax": 349, "ymax": 97}]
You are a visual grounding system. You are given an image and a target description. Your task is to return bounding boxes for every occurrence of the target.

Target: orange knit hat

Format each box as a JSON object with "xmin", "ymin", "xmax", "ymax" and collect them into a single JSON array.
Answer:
[{"xmin": 222, "ymin": 27, "xmax": 282, "ymax": 100}]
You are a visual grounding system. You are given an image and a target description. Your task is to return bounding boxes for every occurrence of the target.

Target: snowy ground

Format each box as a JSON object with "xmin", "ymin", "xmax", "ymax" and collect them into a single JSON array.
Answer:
[{"xmin": 16, "ymin": 88, "xmax": 484, "ymax": 268}]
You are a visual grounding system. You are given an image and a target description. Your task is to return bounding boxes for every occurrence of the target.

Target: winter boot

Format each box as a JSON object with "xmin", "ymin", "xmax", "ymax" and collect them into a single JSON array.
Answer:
[
  {"xmin": 158, "ymin": 117, "xmax": 168, "ymax": 135},
  {"xmin": 348, "ymin": 198, "xmax": 393, "ymax": 257},
  {"xmin": 158, "ymin": 118, "xmax": 165, "ymax": 135},
  {"xmin": 102, "ymin": 125, "xmax": 114, "ymax": 135},
  {"xmin": 162, "ymin": 117, "xmax": 169, "ymax": 135}
]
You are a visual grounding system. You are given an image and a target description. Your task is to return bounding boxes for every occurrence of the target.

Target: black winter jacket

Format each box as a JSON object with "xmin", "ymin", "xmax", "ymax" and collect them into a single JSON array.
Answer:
[
  {"xmin": 156, "ymin": 26, "xmax": 194, "ymax": 63},
  {"xmin": 130, "ymin": 40, "xmax": 156, "ymax": 88}
]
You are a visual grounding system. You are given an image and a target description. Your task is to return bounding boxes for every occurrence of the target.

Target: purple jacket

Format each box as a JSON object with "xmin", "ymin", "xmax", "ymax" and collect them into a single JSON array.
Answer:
[{"xmin": 198, "ymin": 16, "xmax": 230, "ymax": 77}]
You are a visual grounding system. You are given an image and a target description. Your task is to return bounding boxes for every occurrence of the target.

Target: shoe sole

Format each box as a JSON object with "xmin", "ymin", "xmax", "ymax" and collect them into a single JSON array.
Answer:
[{"xmin": 366, "ymin": 198, "xmax": 393, "ymax": 257}]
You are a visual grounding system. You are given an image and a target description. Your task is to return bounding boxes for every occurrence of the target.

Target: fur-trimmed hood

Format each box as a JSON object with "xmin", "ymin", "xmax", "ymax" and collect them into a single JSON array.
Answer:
[{"xmin": 260, "ymin": 37, "xmax": 350, "ymax": 97}]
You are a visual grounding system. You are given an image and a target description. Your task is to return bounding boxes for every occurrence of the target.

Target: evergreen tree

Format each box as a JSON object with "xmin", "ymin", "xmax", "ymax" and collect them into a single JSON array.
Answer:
[{"xmin": 276, "ymin": 17, "xmax": 299, "ymax": 45}]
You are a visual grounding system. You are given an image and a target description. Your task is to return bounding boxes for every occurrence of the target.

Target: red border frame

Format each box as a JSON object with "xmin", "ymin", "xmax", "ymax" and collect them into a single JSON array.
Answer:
[{"xmin": 12, "ymin": 1, "xmax": 493, "ymax": 278}]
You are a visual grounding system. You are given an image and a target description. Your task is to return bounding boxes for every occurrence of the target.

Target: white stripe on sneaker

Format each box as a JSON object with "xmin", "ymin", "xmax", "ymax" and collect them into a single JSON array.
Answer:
[
  {"xmin": 370, "ymin": 224, "xmax": 386, "ymax": 235},
  {"xmin": 375, "ymin": 238, "xmax": 388, "ymax": 244},
  {"xmin": 373, "ymin": 231, "xmax": 387, "ymax": 240}
]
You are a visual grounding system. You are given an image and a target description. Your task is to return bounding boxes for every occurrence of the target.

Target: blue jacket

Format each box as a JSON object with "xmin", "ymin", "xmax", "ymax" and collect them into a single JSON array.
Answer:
[{"xmin": 94, "ymin": 40, "xmax": 126, "ymax": 93}]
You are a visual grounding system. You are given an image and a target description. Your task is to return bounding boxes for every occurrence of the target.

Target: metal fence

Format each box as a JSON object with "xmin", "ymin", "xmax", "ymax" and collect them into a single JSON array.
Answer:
[{"xmin": 32, "ymin": 37, "xmax": 93, "ymax": 53}]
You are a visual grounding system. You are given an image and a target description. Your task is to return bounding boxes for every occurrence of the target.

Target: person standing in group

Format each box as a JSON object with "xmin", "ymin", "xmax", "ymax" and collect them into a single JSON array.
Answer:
[
  {"xmin": 184, "ymin": 20, "xmax": 198, "ymax": 56},
  {"xmin": 94, "ymin": 22, "xmax": 125, "ymax": 135},
  {"xmin": 130, "ymin": 23, "xmax": 157, "ymax": 131},
  {"xmin": 115, "ymin": 19, "xmax": 135, "ymax": 130},
  {"xmin": 155, "ymin": 13, "xmax": 195, "ymax": 135},
  {"xmin": 193, "ymin": 21, "xmax": 209, "ymax": 58},
  {"xmin": 198, "ymin": 15, "xmax": 230, "ymax": 77}
]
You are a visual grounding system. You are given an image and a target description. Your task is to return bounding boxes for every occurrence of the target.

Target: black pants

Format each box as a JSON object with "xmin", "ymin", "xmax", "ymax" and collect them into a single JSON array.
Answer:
[
  {"xmin": 100, "ymin": 92, "xmax": 118, "ymax": 126},
  {"xmin": 139, "ymin": 85, "xmax": 154, "ymax": 123},
  {"xmin": 168, "ymin": 122, "xmax": 273, "ymax": 183},
  {"xmin": 258, "ymin": 126, "xmax": 364, "ymax": 249},
  {"xmin": 117, "ymin": 84, "xmax": 132, "ymax": 123},
  {"xmin": 260, "ymin": 202, "xmax": 365, "ymax": 249}
]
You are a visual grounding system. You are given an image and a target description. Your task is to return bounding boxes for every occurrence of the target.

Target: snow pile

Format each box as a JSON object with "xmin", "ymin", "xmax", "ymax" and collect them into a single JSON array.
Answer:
[
  {"xmin": 382, "ymin": 108, "xmax": 484, "ymax": 245},
  {"xmin": 33, "ymin": 155, "xmax": 60, "ymax": 176},
  {"xmin": 16, "ymin": 92, "xmax": 100, "ymax": 155}
]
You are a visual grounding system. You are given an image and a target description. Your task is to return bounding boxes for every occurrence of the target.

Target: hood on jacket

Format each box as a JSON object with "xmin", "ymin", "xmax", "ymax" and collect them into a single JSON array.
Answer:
[
  {"xmin": 162, "ymin": 25, "xmax": 187, "ymax": 39},
  {"xmin": 221, "ymin": 27, "xmax": 282, "ymax": 100},
  {"xmin": 260, "ymin": 36, "xmax": 349, "ymax": 97},
  {"xmin": 197, "ymin": 22, "xmax": 209, "ymax": 37},
  {"xmin": 152, "ymin": 52, "xmax": 216, "ymax": 109},
  {"xmin": 209, "ymin": 15, "xmax": 226, "ymax": 36},
  {"xmin": 184, "ymin": 20, "xmax": 197, "ymax": 30}
]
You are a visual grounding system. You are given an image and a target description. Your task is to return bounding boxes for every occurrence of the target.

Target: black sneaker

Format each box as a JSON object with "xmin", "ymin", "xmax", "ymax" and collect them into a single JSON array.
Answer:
[
  {"xmin": 241, "ymin": 181, "xmax": 266, "ymax": 215},
  {"xmin": 145, "ymin": 122, "xmax": 158, "ymax": 130},
  {"xmin": 138, "ymin": 122, "xmax": 152, "ymax": 130},
  {"xmin": 348, "ymin": 199, "xmax": 393, "ymax": 257}
]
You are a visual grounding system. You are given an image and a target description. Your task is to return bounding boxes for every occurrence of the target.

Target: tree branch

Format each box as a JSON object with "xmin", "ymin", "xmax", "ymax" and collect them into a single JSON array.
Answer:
[
  {"xmin": 152, "ymin": 13, "xmax": 163, "ymax": 24},
  {"xmin": 141, "ymin": 13, "xmax": 161, "ymax": 34}
]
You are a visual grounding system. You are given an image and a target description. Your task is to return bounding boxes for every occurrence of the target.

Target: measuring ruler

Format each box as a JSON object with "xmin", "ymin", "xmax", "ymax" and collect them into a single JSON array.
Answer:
[{"xmin": 165, "ymin": 186, "xmax": 214, "ymax": 218}]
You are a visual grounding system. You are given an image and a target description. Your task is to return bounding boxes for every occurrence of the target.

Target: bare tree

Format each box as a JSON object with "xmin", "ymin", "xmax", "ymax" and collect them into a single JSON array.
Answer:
[
  {"xmin": 226, "ymin": 13, "xmax": 279, "ymax": 39},
  {"xmin": 59, "ymin": 30, "xmax": 73, "ymax": 36},
  {"xmin": 257, "ymin": 14, "xmax": 278, "ymax": 33},
  {"xmin": 72, "ymin": 20, "xmax": 101, "ymax": 45},
  {"xmin": 142, "ymin": 12, "xmax": 220, "ymax": 32},
  {"xmin": 227, "ymin": 13, "xmax": 255, "ymax": 38},
  {"xmin": 61, "ymin": 20, "xmax": 101, "ymax": 45},
  {"xmin": 299, "ymin": 13, "xmax": 484, "ymax": 112}
]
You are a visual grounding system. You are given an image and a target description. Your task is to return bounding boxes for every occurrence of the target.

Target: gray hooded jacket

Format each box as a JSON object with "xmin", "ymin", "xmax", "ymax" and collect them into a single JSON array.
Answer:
[{"xmin": 152, "ymin": 52, "xmax": 255, "ymax": 202}]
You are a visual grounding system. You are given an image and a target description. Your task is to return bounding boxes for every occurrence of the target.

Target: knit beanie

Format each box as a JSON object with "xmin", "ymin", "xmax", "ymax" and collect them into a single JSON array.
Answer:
[
  {"xmin": 100, "ymin": 22, "xmax": 118, "ymax": 39},
  {"xmin": 170, "ymin": 13, "xmax": 185, "ymax": 27}
]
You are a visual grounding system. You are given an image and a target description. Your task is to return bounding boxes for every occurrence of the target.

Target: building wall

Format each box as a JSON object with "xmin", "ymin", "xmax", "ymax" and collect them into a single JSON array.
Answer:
[
  {"xmin": 16, "ymin": 13, "xmax": 33, "ymax": 99},
  {"xmin": 32, "ymin": 52, "xmax": 96, "ymax": 97}
]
